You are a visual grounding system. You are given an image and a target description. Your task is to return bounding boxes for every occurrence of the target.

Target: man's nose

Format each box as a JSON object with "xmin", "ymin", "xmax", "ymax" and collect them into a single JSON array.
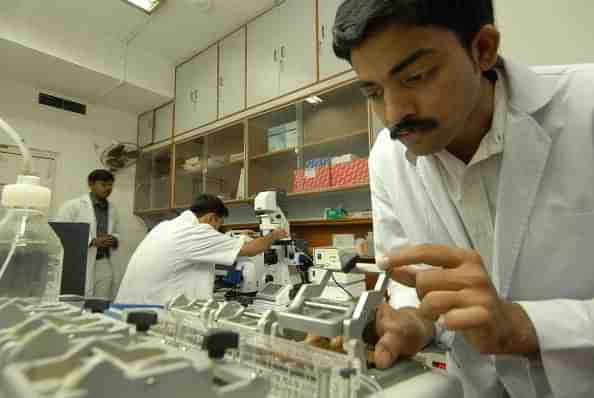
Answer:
[{"xmin": 384, "ymin": 89, "xmax": 416, "ymax": 128}]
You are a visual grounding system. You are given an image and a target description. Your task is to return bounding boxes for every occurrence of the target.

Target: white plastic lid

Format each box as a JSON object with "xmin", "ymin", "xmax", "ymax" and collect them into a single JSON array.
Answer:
[{"xmin": 1, "ymin": 175, "xmax": 51, "ymax": 209}]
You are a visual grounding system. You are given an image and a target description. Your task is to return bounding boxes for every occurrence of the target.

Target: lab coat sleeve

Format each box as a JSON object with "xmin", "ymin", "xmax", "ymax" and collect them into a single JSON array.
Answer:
[
  {"xmin": 370, "ymin": 152, "xmax": 455, "ymax": 347},
  {"xmin": 517, "ymin": 299, "xmax": 594, "ymax": 397},
  {"xmin": 369, "ymin": 154, "xmax": 419, "ymax": 309},
  {"xmin": 186, "ymin": 227, "xmax": 243, "ymax": 266},
  {"xmin": 110, "ymin": 204, "xmax": 120, "ymax": 245}
]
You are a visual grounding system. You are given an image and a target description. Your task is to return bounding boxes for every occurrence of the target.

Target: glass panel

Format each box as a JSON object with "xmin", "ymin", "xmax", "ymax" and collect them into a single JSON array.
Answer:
[
  {"xmin": 204, "ymin": 123, "xmax": 246, "ymax": 201},
  {"xmin": 246, "ymin": 83, "xmax": 370, "ymax": 196},
  {"xmin": 174, "ymin": 137, "xmax": 206, "ymax": 208},
  {"xmin": 248, "ymin": 150, "xmax": 299, "ymax": 197},
  {"xmin": 297, "ymin": 83, "xmax": 370, "ymax": 193},
  {"xmin": 302, "ymin": 84, "xmax": 368, "ymax": 146},
  {"xmin": 134, "ymin": 146, "xmax": 171, "ymax": 211},
  {"xmin": 247, "ymin": 104, "xmax": 300, "ymax": 197},
  {"xmin": 134, "ymin": 151, "xmax": 152, "ymax": 211},
  {"xmin": 138, "ymin": 111, "xmax": 154, "ymax": 148},
  {"xmin": 151, "ymin": 147, "xmax": 172, "ymax": 209}
]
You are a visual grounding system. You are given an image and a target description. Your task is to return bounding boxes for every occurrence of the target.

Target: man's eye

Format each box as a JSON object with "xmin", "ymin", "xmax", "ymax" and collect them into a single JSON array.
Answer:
[
  {"xmin": 405, "ymin": 71, "xmax": 427, "ymax": 84},
  {"xmin": 361, "ymin": 88, "xmax": 383, "ymax": 100}
]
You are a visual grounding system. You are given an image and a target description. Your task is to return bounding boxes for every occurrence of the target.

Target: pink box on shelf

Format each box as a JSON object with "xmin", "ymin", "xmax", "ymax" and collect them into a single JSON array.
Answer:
[
  {"xmin": 330, "ymin": 158, "xmax": 369, "ymax": 187},
  {"xmin": 293, "ymin": 165, "xmax": 331, "ymax": 192}
]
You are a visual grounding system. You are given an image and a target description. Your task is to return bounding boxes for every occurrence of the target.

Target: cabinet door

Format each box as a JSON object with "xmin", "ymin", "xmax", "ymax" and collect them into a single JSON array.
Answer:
[
  {"xmin": 138, "ymin": 111, "xmax": 154, "ymax": 147},
  {"xmin": 277, "ymin": 0, "xmax": 316, "ymax": 95},
  {"xmin": 174, "ymin": 46, "xmax": 218, "ymax": 135},
  {"xmin": 246, "ymin": 6, "xmax": 280, "ymax": 107},
  {"xmin": 154, "ymin": 103, "xmax": 173, "ymax": 143},
  {"xmin": 318, "ymin": 0, "xmax": 351, "ymax": 80},
  {"xmin": 219, "ymin": 28, "xmax": 246, "ymax": 118}
]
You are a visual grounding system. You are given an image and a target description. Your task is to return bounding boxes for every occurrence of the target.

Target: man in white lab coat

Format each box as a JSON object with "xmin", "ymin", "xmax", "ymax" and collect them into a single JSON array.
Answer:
[
  {"xmin": 115, "ymin": 194, "xmax": 288, "ymax": 306},
  {"xmin": 332, "ymin": 1, "xmax": 594, "ymax": 397},
  {"xmin": 57, "ymin": 170, "xmax": 119, "ymax": 298}
]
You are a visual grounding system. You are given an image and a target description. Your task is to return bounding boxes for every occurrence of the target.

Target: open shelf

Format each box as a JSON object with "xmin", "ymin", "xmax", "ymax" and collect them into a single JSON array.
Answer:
[
  {"xmin": 301, "ymin": 129, "xmax": 368, "ymax": 149},
  {"xmin": 249, "ymin": 147, "xmax": 297, "ymax": 161},
  {"xmin": 290, "ymin": 183, "xmax": 369, "ymax": 198}
]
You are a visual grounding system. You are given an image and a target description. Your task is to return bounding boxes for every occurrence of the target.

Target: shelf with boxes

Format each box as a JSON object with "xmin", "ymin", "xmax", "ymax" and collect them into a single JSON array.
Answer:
[
  {"xmin": 247, "ymin": 81, "xmax": 371, "ymax": 197},
  {"xmin": 134, "ymin": 81, "xmax": 373, "ymax": 215}
]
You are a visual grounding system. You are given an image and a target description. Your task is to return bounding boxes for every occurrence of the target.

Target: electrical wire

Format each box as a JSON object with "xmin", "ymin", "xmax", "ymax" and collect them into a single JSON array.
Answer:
[{"xmin": 331, "ymin": 272, "xmax": 355, "ymax": 300}]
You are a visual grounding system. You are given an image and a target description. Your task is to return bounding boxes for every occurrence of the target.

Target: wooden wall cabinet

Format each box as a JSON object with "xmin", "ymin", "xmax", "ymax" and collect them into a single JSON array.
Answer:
[
  {"xmin": 219, "ymin": 28, "xmax": 246, "ymax": 118},
  {"xmin": 174, "ymin": 45, "xmax": 218, "ymax": 135},
  {"xmin": 318, "ymin": 0, "xmax": 351, "ymax": 80},
  {"xmin": 246, "ymin": 0, "xmax": 316, "ymax": 107}
]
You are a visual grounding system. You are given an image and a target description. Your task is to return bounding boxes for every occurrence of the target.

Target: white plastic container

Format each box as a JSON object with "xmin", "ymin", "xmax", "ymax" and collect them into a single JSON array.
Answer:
[{"xmin": 0, "ymin": 176, "xmax": 63, "ymax": 302}]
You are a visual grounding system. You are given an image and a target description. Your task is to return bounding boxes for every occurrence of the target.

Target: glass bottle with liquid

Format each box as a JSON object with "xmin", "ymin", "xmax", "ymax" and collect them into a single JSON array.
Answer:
[{"xmin": 0, "ymin": 176, "xmax": 63, "ymax": 302}]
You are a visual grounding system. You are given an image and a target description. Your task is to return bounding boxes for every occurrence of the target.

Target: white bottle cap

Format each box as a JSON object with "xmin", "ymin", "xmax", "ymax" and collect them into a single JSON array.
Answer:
[{"xmin": 1, "ymin": 175, "xmax": 51, "ymax": 209}]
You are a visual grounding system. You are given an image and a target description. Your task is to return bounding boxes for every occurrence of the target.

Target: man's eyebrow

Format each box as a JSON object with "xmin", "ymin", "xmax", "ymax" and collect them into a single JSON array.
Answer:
[
  {"xmin": 357, "ymin": 48, "xmax": 436, "ymax": 89},
  {"xmin": 389, "ymin": 48, "xmax": 436, "ymax": 77}
]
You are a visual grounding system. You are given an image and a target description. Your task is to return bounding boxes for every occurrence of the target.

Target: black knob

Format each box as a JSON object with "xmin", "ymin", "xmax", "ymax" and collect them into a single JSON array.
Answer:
[
  {"xmin": 83, "ymin": 298, "xmax": 111, "ymax": 313},
  {"xmin": 265, "ymin": 275, "xmax": 274, "ymax": 283},
  {"xmin": 202, "ymin": 329, "xmax": 239, "ymax": 360},
  {"xmin": 126, "ymin": 311, "xmax": 158, "ymax": 332}
]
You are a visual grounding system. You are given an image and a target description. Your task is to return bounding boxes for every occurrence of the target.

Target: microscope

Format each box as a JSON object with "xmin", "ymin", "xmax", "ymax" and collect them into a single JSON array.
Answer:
[{"xmin": 254, "ymin": 190, "xmax": 311, "ymax": 290}]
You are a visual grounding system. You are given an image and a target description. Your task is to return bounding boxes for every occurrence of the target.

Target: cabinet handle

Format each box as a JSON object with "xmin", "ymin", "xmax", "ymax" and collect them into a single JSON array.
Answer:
[
  {"xmin": 219, "ymin": 76, "xmax": 224, "ymax": 87},
  {"xmin": 321, "ymin": 25, "xmax": 326, "ymax": 40},
  {"xmin": 281, "ymin": 45, "xmax": 286, "ymax": 59},
  {"xmin": 273, "ymin": 48, "xmax": 278, "ymax": 62}
]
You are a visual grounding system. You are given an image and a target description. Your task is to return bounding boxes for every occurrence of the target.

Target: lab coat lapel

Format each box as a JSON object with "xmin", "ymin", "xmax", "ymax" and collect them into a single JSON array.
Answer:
[
  {"xmin": 493, "ymin": 113, "xmax": 552, "ymax": 297},
  {"xmin": 81, "ymin": 194, "xmax": 97, "ymax": 239},
  {"xmin": 417, "ymin": 156, "xmax": 472, "ymax": 249}
]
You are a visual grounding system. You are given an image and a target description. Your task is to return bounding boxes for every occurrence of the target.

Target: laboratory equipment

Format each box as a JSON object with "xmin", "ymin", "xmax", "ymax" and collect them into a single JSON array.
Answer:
[
  {"xmin": 254, "ymin": 190, "xmax": 313, "ymax": 289},
  {"xmin": 0, "ymin": 297, "xmax": 270, "ymax": 398},
  {"xmin": 222, "ymin": 231, "xmax": 267, "ymax": 295},
  {"xmin": 0, "ymin": 117, "xmax": 64, "ymax": 303},
  {"xmin": 254, "ymin": 190, "xmax": 302, "ymax": 286},
  {"xmin": 309, "ymin": 247, "xmax": 367, "ymax": 301}
]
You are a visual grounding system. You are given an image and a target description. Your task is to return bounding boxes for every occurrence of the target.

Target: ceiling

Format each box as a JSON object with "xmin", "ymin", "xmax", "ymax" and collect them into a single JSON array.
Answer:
[
  {"xmin": 1, "ymin": 0, "xmax": 276, "ymax": 64},
  {"xmin": 0, "ymin": 0, "xmax": 277, "ymax": 114}
]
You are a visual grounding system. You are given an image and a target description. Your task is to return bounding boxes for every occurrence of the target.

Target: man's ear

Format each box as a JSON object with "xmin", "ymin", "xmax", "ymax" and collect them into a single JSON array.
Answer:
[{"xmin": 471, "ymin": 24, "xmax": 500, "ymax": 72}]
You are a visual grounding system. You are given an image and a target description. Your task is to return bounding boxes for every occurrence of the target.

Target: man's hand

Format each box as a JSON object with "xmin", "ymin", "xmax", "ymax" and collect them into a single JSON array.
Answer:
[
  {"xmin": 269, "ymin": 229, "xmax": 289, "ymax": 241},
  {"xmin": 371, "ymin": 304, "xmax": 435, "ymax": 368},
  {"xmin": 93, "ymin": 234, "xmax": 117, "ymax": 248},
  {"xmin": 380, "ymin": 244, "xmax": 539, "ymax": 356}
]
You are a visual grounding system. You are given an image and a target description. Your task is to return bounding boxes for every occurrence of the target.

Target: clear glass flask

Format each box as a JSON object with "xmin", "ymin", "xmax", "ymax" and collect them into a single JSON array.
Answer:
[{"xmin": 0, "ymin": 176, "xmax": 63, "ymax": 302}]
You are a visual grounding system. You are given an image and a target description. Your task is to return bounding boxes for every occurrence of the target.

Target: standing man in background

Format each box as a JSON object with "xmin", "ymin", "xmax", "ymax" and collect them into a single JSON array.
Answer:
[{"xmin": 57, "ymin": 169, "xmax": 119, "ymax": 298}]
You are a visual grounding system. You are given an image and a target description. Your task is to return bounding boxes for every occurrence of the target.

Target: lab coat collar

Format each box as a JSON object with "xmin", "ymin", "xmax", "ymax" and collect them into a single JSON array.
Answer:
[{"xmin": 501, "ymin": 57, "xmax": 557, "ymax": 115}]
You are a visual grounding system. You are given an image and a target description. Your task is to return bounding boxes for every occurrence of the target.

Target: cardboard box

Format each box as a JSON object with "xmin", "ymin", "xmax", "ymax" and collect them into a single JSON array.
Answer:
[
  {"xmin": 331, "ymin": 158, "xmax": 369, "ymax": 187},
  {"xmin": 293, "ymin": 165, "xmax": 331, "ymax": 192}
]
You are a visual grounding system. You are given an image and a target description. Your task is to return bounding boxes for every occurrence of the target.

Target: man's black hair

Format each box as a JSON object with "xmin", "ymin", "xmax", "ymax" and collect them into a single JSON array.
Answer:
[
  {"xmin": 88, "ymin": 169, "xmax": 115, "ymax": 184},
  {"xmin": 333, "ymin": 0, "xmax": 495, "ymax": 62},
  {"xmin": 190, "ymin": 194, "xmax": 229, "ymax": 218}
]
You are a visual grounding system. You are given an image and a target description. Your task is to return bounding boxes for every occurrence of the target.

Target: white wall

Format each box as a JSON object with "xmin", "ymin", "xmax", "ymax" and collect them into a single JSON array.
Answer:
[
  {"xmin": 0, "ymin": 10, "xmax": 174, "ymax": 100},
  {"xmin": 0, "ymin": 78, "xmax": 147, "ymax": 287},
  {"xmin": 496, "ymin": 0, "xmax": 594, "ymax": 65}
]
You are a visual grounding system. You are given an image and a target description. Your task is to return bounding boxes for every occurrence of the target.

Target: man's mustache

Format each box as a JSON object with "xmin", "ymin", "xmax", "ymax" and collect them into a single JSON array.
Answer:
[{"xmin": 389, "ymin": 119, "xmax": 439, "ymax": 140}]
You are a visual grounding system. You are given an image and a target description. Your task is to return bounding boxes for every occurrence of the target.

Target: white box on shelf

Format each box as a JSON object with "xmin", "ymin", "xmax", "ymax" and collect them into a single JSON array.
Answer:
[{"xmin": 267, "ymin": 121, "xmax": 298, "ymax": 152}]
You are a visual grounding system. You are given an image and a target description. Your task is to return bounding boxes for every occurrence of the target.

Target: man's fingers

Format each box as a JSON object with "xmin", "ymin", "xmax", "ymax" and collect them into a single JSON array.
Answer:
[
  {"xmin": 419, "ymin": 291, "xmax": 464, "ymax": 321},
  {"xmin": 415, "ymin": 269, "xmax": 467, "ymax": 298},
  {"xmin": 382, "ymin": 244, "xmax": 471, "ymax": 270},
  {"xmin": 389, "ymin": 266, "xmax": 419, "ymax": 287},
  {"xmin": 441, "ymin": 306, "xmax": 490, "ymax": 331},
  {"xmin": 375, "ymin": 331, "xmax": 402, "ymax": 369}
]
